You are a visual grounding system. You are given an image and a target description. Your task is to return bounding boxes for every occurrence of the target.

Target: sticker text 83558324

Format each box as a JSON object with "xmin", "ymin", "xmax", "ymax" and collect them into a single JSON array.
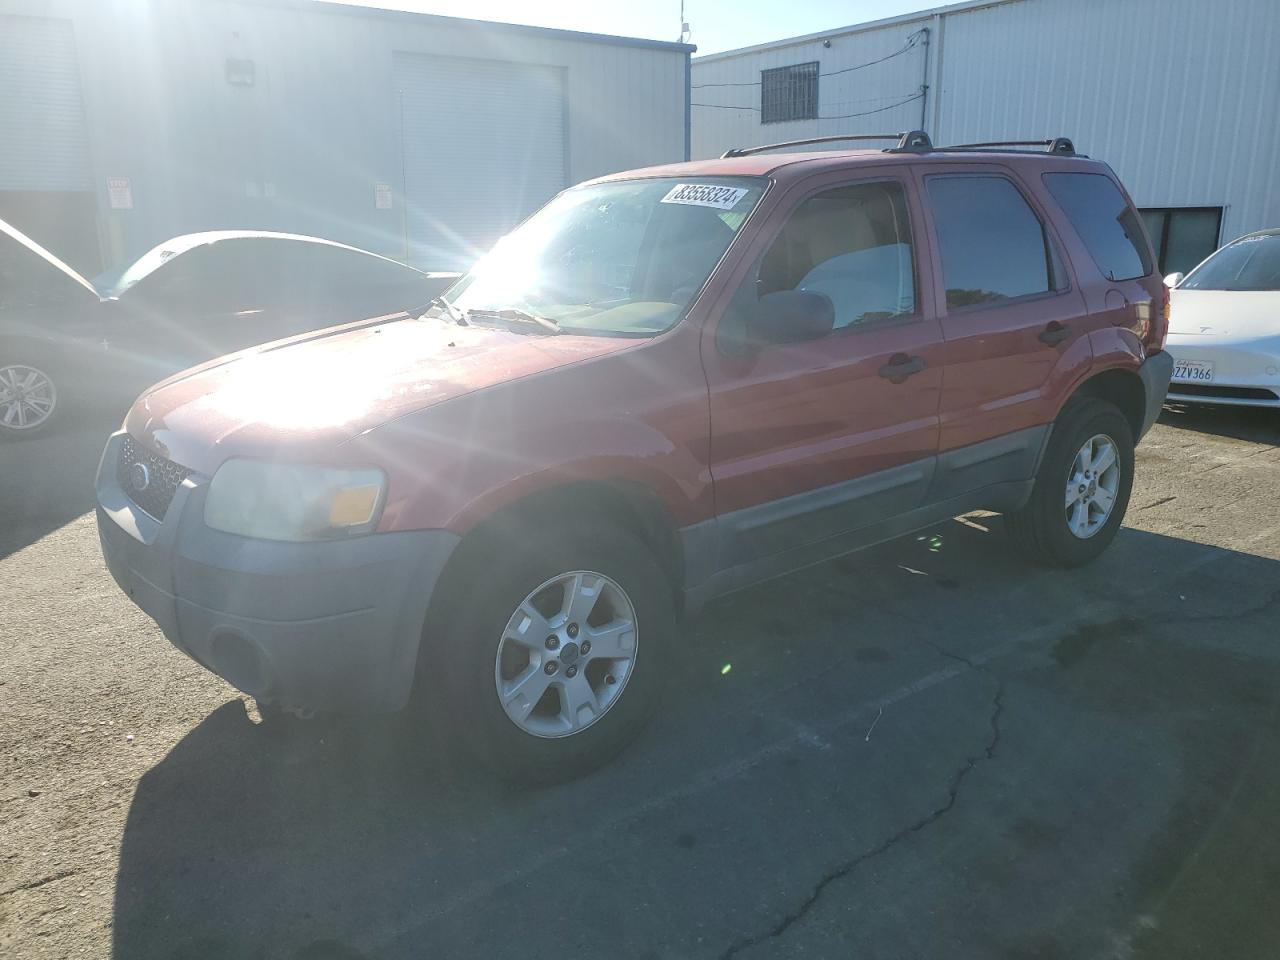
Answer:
[{"xmin": 660, "ymin": 184, "xmax": 750, "ymax": 210}]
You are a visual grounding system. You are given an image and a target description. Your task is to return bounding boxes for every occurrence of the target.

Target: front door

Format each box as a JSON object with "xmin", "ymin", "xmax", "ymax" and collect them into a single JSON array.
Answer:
[{"xmin": 701, "ymin": 172, "xmax": 944, "ymax": 569}]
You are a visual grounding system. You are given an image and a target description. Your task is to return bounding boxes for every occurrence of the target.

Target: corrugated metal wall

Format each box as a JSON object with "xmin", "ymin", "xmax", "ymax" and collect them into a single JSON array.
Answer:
[
  {"xmin": 693, "ymin": 0, "xmax": 1280, "ymax": 243},
  {"xmin": 0, "ymin": 13, "xmax": 91, "ymax": 192},
  {"xmin": 395, "ymin": 52, "xmax": 567, "ymax": 270},
  {"xmin": 0, "ymin": 0, "xmax": 690, "ymax": 270},
  {"xmin": 691, "ymin": 18, "xmax": 929, "ymax": 157}
]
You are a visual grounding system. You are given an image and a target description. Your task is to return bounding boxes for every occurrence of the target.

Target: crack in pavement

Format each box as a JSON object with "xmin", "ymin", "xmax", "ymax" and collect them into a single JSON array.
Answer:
[
  {"xmin": 0, "ymin": 868, "xmax": 79, "ymax": 899},
  {"xmin": 714, "ymin": 549, "xmax": 1280, "ymax": 959},
  {"xmin": 718, "ymin": 648, "xmax": 1004, "ymax": 960}
]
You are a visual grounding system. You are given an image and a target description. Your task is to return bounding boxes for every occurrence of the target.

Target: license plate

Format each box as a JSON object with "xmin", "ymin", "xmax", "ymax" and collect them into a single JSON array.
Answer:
[{"xmin": 1172, "ymin": 360, "xmax": 1214, "ymax": 383}]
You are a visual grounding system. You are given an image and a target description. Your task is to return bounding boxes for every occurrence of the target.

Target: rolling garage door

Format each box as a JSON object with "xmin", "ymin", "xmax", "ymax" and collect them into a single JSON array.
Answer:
[
  {"xmin": 394, "ymin": 52, "xmax": 566, "ymax": 272},
  {"xmin": 0, "ymin": 15, "xmax": 98, "ymax": 272}
]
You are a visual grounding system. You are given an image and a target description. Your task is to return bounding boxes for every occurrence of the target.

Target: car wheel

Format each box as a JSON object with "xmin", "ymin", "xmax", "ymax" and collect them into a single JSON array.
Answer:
[
  {"xmin": 432, "ymin": 520, "xmax": 674, "ymax": 784},
  {"xmin": 0, "ymin": 359, "xmax": 61, "ymax": 439},
  {"xmin": 1005, "ymin": 397, "xmax": 1135, "ymax": 567}
]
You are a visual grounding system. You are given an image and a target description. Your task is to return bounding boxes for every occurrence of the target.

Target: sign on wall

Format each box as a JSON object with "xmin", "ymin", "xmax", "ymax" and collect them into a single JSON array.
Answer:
[
  {"xmin": 375, "ymin": 183, "xmax": 393, "ymax": 210},
  {"xmin": 107, "ymin": 177, "xmax": 132, "ymax": 210}
]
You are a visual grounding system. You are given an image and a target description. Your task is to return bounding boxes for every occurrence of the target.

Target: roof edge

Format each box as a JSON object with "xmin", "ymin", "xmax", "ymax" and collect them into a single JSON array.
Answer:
[
  {"xmin": 209, "ymin": 0, "xmax": 696, "ymax": 53},
  {"xmin": 693, "ymin": 0, "xmax": 1018, "ymax": 63}
]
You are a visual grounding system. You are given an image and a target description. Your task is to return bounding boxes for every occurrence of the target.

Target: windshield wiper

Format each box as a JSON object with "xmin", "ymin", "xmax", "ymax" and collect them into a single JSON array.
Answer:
[
  {"xmin": 426, "ymin": 294, "xmax": 468, "ymax": 326},
  {"xmin": 466, "ymin": 307, "xmax": 561, "ymax": 335}
]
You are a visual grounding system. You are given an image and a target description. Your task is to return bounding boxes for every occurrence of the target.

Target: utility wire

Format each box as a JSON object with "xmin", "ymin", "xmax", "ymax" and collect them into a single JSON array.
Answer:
[
  {"xmin": 691, "ymin": 91, "xmax": 924, "ymax": 119},
  {"xmin": 821, "ymin": 92, "xmax": 924, "ymax": 120},
  {"xmin": 691, "ymin": 28, "xmax": 925, "ymax": 89}
]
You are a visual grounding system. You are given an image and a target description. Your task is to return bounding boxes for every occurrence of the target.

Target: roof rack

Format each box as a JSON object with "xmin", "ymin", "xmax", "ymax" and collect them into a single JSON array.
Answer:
[
  {"xmin": 718, "ymin": 132, "xmax": 1083, "ymax": 161},
  {"xmin": 720, "ymin": 130, "xmax": 932, "ymax": 158},
  {"xmin": 934, "ymin": 137, "xmax": 1079, "ymax": 156}
]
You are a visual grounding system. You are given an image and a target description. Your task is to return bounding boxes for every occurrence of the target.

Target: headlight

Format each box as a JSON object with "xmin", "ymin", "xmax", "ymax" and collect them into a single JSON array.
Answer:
[{"xmin": 204, "ymin": 459, "xmax": 386, "ymax": 541}]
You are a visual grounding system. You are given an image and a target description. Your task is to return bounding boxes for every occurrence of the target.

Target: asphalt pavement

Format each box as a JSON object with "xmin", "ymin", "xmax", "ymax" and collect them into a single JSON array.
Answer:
[{"xmin": 2, "ymin": 401, "xmax": 1279, "ymax": 960}]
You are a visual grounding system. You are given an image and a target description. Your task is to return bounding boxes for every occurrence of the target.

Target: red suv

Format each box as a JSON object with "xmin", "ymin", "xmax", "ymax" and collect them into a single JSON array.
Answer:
[{"xmin": 96, "ymin": 133, "xmax": 1172, "ymax": 781}]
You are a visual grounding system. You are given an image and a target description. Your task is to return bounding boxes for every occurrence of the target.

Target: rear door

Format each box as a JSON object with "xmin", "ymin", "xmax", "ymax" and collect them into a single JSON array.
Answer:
[
  {"xmin": 915, "ymin": 166, "xmax": 1088, "ymax": 491},
  {"xmin": 701, "ymin": 169, "xmax": 943, "ymax": 568}
]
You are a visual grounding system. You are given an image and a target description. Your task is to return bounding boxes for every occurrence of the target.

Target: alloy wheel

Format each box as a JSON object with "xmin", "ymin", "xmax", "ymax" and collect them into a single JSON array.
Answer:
[
  {"xmin": 494, "ymin": 570, "xmax": 638, "ymax": 738},
  {"xmin": 0, "ymin": 364, "xmax": 57, "ymax": 431},
  {"xmin": 1065, "ymin": 433, "xmax": 1121, "ymax": 539}
]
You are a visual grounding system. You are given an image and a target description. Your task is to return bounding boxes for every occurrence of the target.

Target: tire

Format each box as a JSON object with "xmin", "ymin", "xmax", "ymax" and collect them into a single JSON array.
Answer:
[
  {"xmin": 0, "ymin": 347, "xmax": 63, "ymax": 439},
  {"xmin": 1005, "ymin": 398, "xmax": 1135, "ymax": 567},
  {"xmin": 427, "ymin": 519, "xmax": 675, "ymax": 784}
]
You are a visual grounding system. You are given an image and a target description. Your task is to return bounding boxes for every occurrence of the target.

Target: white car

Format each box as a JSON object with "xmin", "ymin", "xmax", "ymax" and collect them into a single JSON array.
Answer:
[{"xmin": 1164, "ymin": 229, "xmax": 1280, "ymax": 409}]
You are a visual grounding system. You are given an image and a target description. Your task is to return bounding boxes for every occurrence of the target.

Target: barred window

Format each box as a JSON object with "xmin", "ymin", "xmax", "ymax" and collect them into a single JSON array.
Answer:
[{"xmin": 760, "ymin": 62, "xmax": 818, "ymax": 124}]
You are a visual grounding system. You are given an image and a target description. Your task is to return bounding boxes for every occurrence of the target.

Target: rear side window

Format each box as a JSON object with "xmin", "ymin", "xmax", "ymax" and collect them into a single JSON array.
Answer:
[
  {"xmin": 1043, "ymin": 172, "xmax": 1153, "ymax": 281},
  {"xmin": 927, "ymin": 176, "xmax": 1056, "ymax": 309}
]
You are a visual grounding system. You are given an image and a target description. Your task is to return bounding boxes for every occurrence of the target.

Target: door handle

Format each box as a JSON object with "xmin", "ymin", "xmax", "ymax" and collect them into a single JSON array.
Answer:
[
  {"xmin": 878, "ymin": 353, "xmax": 926, "ymax": 381},
  {"xmin": 1039, "ymin": 321, "xmax": 1071, "ymax": 346}
]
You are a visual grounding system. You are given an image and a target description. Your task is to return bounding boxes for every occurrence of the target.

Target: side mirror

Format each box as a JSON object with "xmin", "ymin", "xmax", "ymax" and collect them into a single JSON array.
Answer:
[
  {"xmin": 749, "ymin": 290, "xmax": 835, "ymax": 347},
  {"xmin": 1164, "ymin": 272, "xmax": 1185, "ymax": 288}
]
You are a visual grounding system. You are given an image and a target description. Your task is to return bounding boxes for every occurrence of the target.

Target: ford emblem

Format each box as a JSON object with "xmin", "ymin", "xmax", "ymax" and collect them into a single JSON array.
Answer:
[{"xmin": 130, "ymin": 461, "xmax": 152, "ymax": 493}]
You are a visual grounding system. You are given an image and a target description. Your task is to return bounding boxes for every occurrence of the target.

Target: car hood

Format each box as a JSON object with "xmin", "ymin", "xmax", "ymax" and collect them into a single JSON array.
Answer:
[
  {"xmin": 0, "ymin": 216, "xmax": 103, "ymax": 303},
  {"xmin": 1168, "ymin": 289, "xmax": 1280, "ymax": 339},
  {"xmin": 125, "ymin": 317, "xmax": 635, "ymax": 474}
]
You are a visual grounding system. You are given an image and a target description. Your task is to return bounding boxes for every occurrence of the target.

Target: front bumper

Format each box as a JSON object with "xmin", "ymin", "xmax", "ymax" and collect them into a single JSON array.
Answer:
[
  {"xmin": 1163, "ymin": 337, "xmax": 1280, "ymax": 409},
  {"xmin": 95, "ymin": 432, "xmax": 459, "ymax": 713},
  {"xmin": 1137, "ymin": 349, "xmax": 1174, "ymax": 439}
]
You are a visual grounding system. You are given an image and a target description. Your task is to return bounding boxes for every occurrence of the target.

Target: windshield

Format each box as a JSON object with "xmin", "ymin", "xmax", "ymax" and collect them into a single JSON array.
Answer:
[
  {"xmin": 1181, "ymin": 233, "xmax": 1280, "ymax": 291},
  {"xmin": 443, "ymin": 176, "xmax": 767, "ymax": 336}
]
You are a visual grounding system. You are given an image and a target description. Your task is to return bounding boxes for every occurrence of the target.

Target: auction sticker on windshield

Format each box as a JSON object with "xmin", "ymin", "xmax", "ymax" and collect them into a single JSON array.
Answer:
[{"xmin": 660, "ymin": 184, "xmax": 750, "ymax": 210}]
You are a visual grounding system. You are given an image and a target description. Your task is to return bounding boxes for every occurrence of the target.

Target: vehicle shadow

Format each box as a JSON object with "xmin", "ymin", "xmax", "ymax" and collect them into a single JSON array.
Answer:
[
  {"xmin": 1158, "ymin": 401, "xmax": 1280, "ymax": 445},
  {"xmin": 109, "ymin": 519, "xmax": 1280, "ymax": 960},
  {"xmin": 0, "ymin": 401, "xmax": 128, "ymax": 559}
]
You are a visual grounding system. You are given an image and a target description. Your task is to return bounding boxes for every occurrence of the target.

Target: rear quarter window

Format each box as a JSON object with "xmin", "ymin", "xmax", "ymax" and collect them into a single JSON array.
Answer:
[{"xmin": 1042, "ymin": 172, "xmax": 1153, "ymax": 281}]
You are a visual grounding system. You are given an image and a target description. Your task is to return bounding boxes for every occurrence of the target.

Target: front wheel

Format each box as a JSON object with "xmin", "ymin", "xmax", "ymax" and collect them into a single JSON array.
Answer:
[
  {"xmin": 0, "ymin": 359, "xmax": 61, "ymax": 438},
  {"xmin": 430, "ymin": 521, "xmax": 674, "ymax": 784},
  {"xmin": 1005, "ymin": 398, "xmax": 1135, "ymax": 567}
]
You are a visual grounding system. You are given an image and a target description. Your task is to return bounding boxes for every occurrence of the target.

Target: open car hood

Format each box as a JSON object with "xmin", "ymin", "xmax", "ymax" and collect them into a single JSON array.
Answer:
[{"xmin": 0, "ymin": 216, "xmax": 103, "ymax": 304}]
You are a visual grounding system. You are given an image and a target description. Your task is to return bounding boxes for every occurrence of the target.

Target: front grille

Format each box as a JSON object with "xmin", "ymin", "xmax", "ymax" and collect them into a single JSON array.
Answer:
[
  {"xmin": 1168, "ymin": 384, "xmax": 1280, "ymax": 401},
  {"xmin": 117, "ymin": 435, "xmax": 191, "ymax": 520}
]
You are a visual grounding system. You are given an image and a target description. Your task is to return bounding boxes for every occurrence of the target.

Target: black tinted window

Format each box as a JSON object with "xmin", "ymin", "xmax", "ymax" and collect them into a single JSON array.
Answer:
[
  {"xmin": 135, "ymin": 243, "xmax": 274, "ymax": 314},
  {"xmin": 928, "ymin": 177, "xmax": 1053, "ymax": 308},
  {"xmin": 756, "ymin": 180, "xmax": 916, "ymax": 329},
  {"xmin": 1182, "ymin": 234, "xmax": 1280, "ymax": 291},
  {"xmin": 1044, "ymin": 172, "xmax": 1152, "ymax": 281}
]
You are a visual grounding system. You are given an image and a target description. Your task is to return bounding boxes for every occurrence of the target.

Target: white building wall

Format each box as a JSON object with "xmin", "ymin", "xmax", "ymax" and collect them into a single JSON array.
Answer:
[
  {"xmin": 691, "ymin": 18, "xmax": 930, "ymax": 158},
  {"xmin": 692, "ymin": 0, "xmax": 1280, "ymax": 244},
  {"xmin": 0, "ymin": 0, "xmax": 690, "ymax": 268}
]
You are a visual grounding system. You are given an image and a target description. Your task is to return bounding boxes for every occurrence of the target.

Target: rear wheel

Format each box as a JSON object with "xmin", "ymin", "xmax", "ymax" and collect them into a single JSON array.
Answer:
[
  {"xmin": 1005, "ymin": 398, "xmax": 1135, "ymax": 567},
  {"xmin": 428, "ymin": 520, "xmax": 674, "ymax": 783},
  {"xmin": 0, "ymin": 359, "xmax": 60, "ymax": 438}
]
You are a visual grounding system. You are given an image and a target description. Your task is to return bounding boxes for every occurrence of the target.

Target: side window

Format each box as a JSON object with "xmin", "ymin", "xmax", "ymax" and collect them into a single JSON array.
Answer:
[
  {"xmin": 1043, "ymin": 172, "xmax": 1153, "ymax": 281},
  {"xmin": 755, "ymin": 180, "xmax": 916, "ymax": 330},
  {"xmin": 927, "ymin": 176, "xmax": 1058, "ymax": 309}
]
